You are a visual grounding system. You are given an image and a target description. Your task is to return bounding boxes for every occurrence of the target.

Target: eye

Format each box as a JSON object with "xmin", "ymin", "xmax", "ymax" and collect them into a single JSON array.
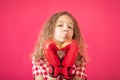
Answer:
[
  {"xmin": 68, "ymin": 25, "xmax": 73, "ymax": 29},
  {"xmin": 58, "ymin": 24, "xmax": 63, "ymax": 27}
]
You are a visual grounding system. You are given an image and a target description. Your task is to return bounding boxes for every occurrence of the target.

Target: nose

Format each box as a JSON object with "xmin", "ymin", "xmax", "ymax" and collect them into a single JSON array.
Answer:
[{"xmin": 63, "ymin": 24, "xmax": 68, "ymax": 32}]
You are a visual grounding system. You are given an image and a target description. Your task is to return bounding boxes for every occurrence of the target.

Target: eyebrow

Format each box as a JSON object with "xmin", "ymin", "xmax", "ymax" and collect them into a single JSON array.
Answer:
[{"xmin": 56, "ymin": 21, "xmax": 73, "ymax": 25}]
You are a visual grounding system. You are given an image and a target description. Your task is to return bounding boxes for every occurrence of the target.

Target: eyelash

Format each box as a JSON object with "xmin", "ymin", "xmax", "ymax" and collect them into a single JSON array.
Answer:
[
  {"xmin": 57, "ymin": 24, "xmax": 73, "ymax": 29},
  {"xmin": 68, "ymin": 26, "xmax": 73, "ymax": 29},
  {"xmin": 58, "ymin": 25, "xmax": 63, "ymax": 27}
]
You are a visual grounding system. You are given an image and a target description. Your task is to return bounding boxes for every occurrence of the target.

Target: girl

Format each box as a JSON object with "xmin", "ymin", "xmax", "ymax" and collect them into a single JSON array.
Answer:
[{"xmin": 32, "ymin": 11, "xmax": 87, "ymax": 80}]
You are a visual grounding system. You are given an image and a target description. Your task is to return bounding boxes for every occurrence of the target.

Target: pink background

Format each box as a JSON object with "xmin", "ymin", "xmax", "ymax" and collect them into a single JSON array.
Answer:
[{"xmin": 0, "ymin": 0, "xmax": 120, "ymax": 80}]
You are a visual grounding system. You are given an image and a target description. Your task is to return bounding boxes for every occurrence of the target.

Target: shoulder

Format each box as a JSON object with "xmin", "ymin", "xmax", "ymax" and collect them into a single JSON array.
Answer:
[{"xmin": 32, "ymin": 56, "xmax": 48, "ymax": 66}]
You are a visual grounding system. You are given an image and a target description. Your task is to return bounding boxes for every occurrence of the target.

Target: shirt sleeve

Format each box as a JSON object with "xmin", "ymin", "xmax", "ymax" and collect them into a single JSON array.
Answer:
[
  {"xmin": 74, "ymin": 62, "xmax": 87, "ymax": 80},
  {"xmin": 32, "ymin": 57, "xmax": 50, "ymax": 80},
  {"xmin": 32, "ymin": 57, "xmax": 43, "ymax": 76}
]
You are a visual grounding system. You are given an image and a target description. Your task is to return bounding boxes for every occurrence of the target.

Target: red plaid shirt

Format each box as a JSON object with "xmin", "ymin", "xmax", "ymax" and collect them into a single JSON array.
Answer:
[{"xmin": 32, "ymin": 57, "xmax": 87, "ymax": 80}]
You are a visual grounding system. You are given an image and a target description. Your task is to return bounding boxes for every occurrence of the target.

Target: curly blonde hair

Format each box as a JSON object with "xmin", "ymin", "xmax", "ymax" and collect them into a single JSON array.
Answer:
[{"xmin": 32, "ymin": 11, "xmax": 87, "ymax": 65}]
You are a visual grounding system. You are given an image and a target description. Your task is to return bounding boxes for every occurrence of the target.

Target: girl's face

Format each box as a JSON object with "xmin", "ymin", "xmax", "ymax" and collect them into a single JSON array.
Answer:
[{"xmin": 54, "ymin": 15, "xmax": 74, "ymax": 43}]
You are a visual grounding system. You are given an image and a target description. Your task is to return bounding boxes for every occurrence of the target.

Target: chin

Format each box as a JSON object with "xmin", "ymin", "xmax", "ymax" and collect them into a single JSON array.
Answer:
[{"xmin": 60, "ymin": 39, "xmax": 68, "ymax": 42}]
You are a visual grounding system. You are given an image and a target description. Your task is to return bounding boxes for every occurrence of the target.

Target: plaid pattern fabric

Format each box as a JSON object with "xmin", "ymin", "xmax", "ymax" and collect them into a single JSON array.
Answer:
[{"xmin": 32, "ymin": 57, "xmax": 87, "ymax": 80}]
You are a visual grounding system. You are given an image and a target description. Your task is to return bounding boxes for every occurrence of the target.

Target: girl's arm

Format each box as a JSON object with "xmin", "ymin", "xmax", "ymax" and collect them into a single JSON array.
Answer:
[
  {"xmin": 35, "ymin": 75, "xmax": 44, "ymax": 80},
  {"xmin": 73, "ymin": 76, "xmax": 84, "ymax": 80},
  {"xmin": 35, "ymin": 75, "xmax": 58, "ymax": 80},
  {"xmin": 73, "ymin": 62, "xmax": 87, "ymax": 80},
  {"xmin": 32, "ymin": 57, "xmax": 58, "ymax": 80},
  {"xmin": 32, "ymin": 57, "xmax": 44, "ymax": 80},
  {"xmin": 48, "ymin": 77, "xmax": 57, "ymax": 80}
]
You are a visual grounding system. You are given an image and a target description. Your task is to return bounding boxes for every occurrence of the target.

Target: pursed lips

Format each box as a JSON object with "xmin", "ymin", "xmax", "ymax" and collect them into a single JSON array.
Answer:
[{"xmin": 62, "ymin": 33, "xmax": 68, "ymax": 38}]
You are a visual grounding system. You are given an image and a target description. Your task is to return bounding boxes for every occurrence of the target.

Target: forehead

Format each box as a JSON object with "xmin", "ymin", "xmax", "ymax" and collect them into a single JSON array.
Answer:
[{"xmin": 56, "ymin": 15, "xmax": 74, "ymax": 25}]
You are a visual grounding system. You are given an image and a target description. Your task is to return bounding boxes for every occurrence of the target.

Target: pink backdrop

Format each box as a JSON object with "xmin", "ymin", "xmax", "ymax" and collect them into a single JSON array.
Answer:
[{"xmin": 0, "ymin": 0, "xmax": 120, "ymax": 80}]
